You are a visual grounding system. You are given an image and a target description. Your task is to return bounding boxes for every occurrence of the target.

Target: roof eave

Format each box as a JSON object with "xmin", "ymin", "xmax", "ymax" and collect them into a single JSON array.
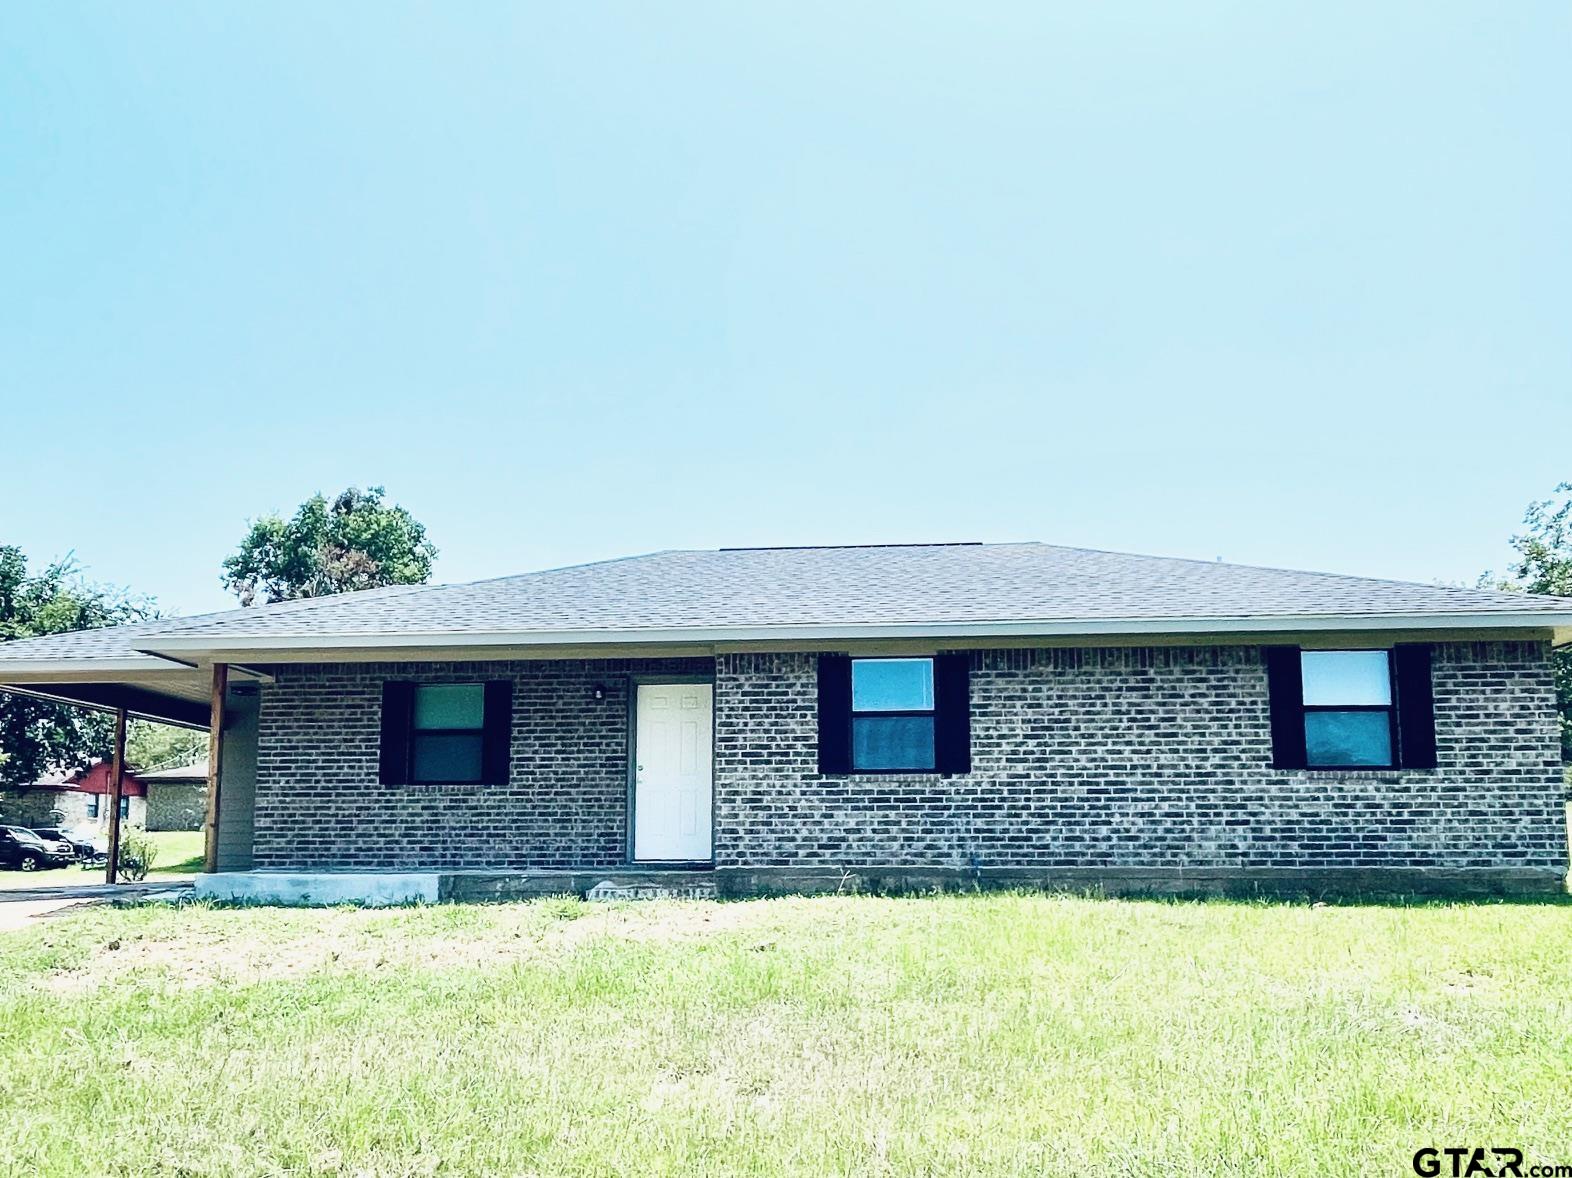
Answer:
[
  {"xmin": 0, "ymin": 658, "xmax": 196, "ymax": 678},
  {"xmin": 135, "ymin": 611, "xmax": 1572, "ymax": 658}
]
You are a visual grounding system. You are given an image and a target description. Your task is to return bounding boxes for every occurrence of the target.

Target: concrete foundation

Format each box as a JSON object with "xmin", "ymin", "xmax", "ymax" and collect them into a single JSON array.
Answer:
[
  {"xmin": 195, "ymin": 871, "xmax": 440, "ymax": 906},
  {"xmin": 190, "ymin": 863, "xmax": 1566, "ymax": 906}
]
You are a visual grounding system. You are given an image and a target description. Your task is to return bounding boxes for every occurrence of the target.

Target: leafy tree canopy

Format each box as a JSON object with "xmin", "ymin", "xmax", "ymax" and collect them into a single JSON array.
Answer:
[
  {"xmin": 126, "ymin": 721, "xmax": 208, "ymax": 774},
  {"xmin": 1506, "ymin": 485, "xmax": 1572, "ymax": 598},
  {"xmin": 0, "ymin": 547, "xmax": 153, "ymax": 788},
  {"xmin": 1489, "ymin": 483, "xmax": 1572, "ymax": 762},
  {"xmin": 222, "ymin": 486, "xmax": 437, "ymax": 606}
]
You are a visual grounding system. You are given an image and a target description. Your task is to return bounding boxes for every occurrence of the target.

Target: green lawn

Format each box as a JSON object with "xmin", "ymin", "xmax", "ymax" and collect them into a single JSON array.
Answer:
[
  {"xmin": 0, "ymin": 893, "xmax": 1569, "ymax": 1176},
  {"xmin": 0, "ymin": 830, "xmax": 204, "ymax": 890}
]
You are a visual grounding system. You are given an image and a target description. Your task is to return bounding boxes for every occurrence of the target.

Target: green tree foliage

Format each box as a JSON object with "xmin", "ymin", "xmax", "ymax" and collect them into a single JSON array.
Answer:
[
  {"xmin": 126, "ymin": 720, "xmax": 208, "ymax": 773},
  {"xmin": 0, "ymin": 547, "xmax": 152, "ymax": 788},
  {"xmin": 1491, "ymin": 483, "xmax": 1572, "ymax": 762},
  {"xmin": 222, "ymin": 486, "xmax": 438, "ymax": 606}
]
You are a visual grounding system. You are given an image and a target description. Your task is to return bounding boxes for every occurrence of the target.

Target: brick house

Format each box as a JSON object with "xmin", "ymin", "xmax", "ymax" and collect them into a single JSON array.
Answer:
[
  {"xmin": 136, "ymin": 761, "xmax": 209, "ymax": 831},
  {"xmin": 0, "ymin": 543, "xmax": 1568, "ymax": 902},
  {"xmin": 0, "ymin": 761, "xmax": 147, "ymax": 830}
]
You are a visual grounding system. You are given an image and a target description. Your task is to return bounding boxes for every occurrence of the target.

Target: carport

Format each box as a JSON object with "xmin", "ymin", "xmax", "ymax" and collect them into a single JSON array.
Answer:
[{"xmin": 0, "ymin": 621, "xmax": 261, "ymax": 882}]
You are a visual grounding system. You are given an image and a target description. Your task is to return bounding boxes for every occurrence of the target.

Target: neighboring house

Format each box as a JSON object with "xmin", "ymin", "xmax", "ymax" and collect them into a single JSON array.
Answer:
[
  {"xmin": 137, "ymin": 761, "xmax": 209, "ymax": 831},
  {"xmin": 0, "ymin": 761, "xmax": 147, "ymax": 830},
  {"xmin": 0, "ymin": 542, "xmax": 1569, "ymax": 903}
]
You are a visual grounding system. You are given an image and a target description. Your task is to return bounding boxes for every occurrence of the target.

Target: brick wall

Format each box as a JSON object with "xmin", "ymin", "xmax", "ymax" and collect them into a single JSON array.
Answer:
[
  {"xmin": 252, "ymin": 658, "xmax": 709, "ymax": 870},
  {"xmin": 0, "ymin": 788, "xmax": 93, "ymax": 829},
  {"xmin": 713, "ymin": 643, "xmax": 1568, "ymax": 873},
  {"xmin": 250, "ymin": 642, "xmax": 1567, "ymax": 878},
  {"xmin": 146, "ymin": 783, "xmax": 207, "ymax": 831}
]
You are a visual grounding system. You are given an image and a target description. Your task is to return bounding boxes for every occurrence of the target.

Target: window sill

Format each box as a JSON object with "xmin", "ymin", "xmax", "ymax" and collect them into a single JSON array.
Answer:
[
  {"xmin": 1283, "ymin": 766, "xmax": 1424, "ymax": 778},
  {"xmin": 826, "ymin": 769, "xmax": 956, "ymax": 777},
  {"xmin": 404, "ymin": 779, "xmax": 507, "ymax": 788}
]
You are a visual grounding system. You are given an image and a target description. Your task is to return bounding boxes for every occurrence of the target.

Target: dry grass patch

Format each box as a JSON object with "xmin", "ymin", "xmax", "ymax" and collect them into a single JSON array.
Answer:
[{"xmin": 38, "ymin": 897, "xmax": 788, "ymax": 992}]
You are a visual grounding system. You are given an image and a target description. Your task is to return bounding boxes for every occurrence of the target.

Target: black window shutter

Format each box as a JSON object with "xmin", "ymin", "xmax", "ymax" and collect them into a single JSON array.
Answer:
[
  {"xmin": 934, "ymin": 653, "xmax": 972, "ymax": 774},
  {"xmin": 379, "ymin": 681, "xmax": 415, "ymax": 785},
  {"xmin": 482, "ymin": 680, "xmax": 514, "ymax": 784},
  {"xmin": 1263, "ymin": 646, "xmax": 1306, "ymax": 769},
  {"xmin": 817, "ymin": 654, "xmax": 852, "ymax": 774},
  {"xmin": 1394, "ymin": 644, "xmax": 1437, "ymax": 769}
]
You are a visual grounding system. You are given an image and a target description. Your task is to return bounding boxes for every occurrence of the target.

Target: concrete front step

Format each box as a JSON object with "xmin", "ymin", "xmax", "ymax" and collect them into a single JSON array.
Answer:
[
  {"xmin": 195, "ymin": 869, "xmax": 719, "ymax": 907},
  {"xmin": 195, "ymin": 871, "xmax": 441, "ymax": 906}
]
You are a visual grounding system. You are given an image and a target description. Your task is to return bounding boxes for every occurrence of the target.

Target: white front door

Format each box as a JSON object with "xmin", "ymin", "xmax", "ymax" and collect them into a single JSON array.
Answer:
[{"xmin": 634, "ymin": 683, "xmax": 713, "ymax": 862}]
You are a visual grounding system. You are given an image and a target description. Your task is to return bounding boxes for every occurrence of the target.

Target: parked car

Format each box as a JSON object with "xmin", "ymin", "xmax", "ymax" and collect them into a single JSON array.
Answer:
[
  {"xmin": 0, "ymin": 826, "xmax": 73, "ymax": 872},
  {"xmin": 32, "ymin": 827, "xmax": 105, "ymax": 862},
  {"xmin": 27, "ymin": 828, "xmax": 76, "ymax": 861}
]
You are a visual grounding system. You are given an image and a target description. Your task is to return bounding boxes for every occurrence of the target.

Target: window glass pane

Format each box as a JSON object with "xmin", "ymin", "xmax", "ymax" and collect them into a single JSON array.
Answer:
[
  {"xmin": 852, "ymin": 659, "xmax": 935, "ymax": 712},
  {"xmin": 414, "ymin": 684, "xmax": 485, "ymax": 730},
  {"xmin": 852, "ymin": 715, "xmax": 935, "ymax": 770},
  {"xmin": 1305, "ymin": 710, "xmax": 1392, "ymax": 767},
  {"xmin": 1300, "ymin": 651, "xmax": 1391, "ymax": 706},
  {"xmin": 411, "ymin": 733, "xmax": 485, "ymax": 782}
]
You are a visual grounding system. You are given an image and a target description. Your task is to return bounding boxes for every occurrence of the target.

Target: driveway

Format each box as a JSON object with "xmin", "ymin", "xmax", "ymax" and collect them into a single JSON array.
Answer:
[{"xmin": 0, "ymin": 880, "xmax": 192, "ymax": 932}]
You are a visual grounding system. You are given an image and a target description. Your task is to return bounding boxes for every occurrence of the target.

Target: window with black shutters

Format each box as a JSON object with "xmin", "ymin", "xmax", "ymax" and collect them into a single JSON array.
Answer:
[
  {"xmin": 1265, "ymin": 645, "xmax": 1436, "ymax": 771},
  {"xmin": 380, "ymin": 680, "xmax": 513, "ymax": 785},
  {"xmin": 818, "ymin": 654, "xmax": 971, "ymax": 775}
]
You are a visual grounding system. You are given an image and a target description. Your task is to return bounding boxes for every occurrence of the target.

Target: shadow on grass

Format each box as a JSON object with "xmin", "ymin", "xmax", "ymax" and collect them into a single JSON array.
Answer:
[
  {"xmin": 178, "ymin": 882, "xmax": 1572, "ymax": 913},
  {"xmin": 1095, "ymin": 889, "xmax": 1572, "ymax": 910},
  {"xmin": 154, "ymin": 854, "xmax": 205, "ymax": 874},
  {"xmin": 843, "ymin": 878, "xmax": 1572, "ymax": 910}
]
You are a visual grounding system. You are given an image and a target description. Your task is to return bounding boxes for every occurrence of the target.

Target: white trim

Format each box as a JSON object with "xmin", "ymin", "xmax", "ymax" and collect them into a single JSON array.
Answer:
[
  {"xmin": 132, "ymin": 611, "xmax": 1572, "ymax": 655},
  {"xmin": 1, "ymin": 613, "xmax": 1567, "ymax": 678},
  {"xmin": 0, "ymin": 658, "xmax": 192, "ymax": 675},
  {"xmin": 0, "ymin": 660, "xmax": 269, "ymax": 683}
]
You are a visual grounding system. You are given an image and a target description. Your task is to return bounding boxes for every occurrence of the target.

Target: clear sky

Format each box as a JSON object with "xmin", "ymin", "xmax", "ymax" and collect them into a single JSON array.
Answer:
[{"xmin": 2, "ymin": 2, "xmax": 1568, "ymax": 617}]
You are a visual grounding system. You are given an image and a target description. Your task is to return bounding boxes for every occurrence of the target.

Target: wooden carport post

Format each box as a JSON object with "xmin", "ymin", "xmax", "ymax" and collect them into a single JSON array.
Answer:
[
  {"xmin": 201, "ymin": 664, "xmax": 228, "ymax": 874},
  {"xmin": 104, "ymin": 706, "xmax": 127, "ymax": 884}
]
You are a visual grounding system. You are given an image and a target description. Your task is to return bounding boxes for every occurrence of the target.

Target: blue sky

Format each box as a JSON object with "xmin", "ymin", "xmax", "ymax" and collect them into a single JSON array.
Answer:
[{"xmin": 2, "ymin": 2, "xmax": 1568, "ymax": 616}]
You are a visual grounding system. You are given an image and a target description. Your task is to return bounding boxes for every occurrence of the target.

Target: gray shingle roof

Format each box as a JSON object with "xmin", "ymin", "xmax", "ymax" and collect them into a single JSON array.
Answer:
[
  {"xmin": 3, "ymin": 543, "xmax": 1571, "ymax": 664},
  {"xmin": 0, "ymin": 616, "xmax": 195, "ymax": 664},
  {"xmin": 0, "ymin": 585, "xmax": 430, "ymax": 664}
]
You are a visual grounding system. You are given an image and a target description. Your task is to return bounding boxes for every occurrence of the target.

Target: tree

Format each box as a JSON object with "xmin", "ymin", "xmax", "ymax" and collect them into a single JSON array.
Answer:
[
  {"xmin": 126, "ymin": 720, "xmax": 208, "ymax": 773},
  {"xmin": 1491, "ymin": 483, "xmax": 1572, "ymax": 762},
  {"xmin": 0, "ymin": 547, "xmax": 152, "ymax": 788},
  {"xmin": 222, "ymin": 486, "xmax": 438, "ymax": 606}
]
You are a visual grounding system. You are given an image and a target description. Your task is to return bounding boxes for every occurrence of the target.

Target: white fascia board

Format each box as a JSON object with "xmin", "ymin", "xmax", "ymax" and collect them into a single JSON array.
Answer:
[
  {"xmin": 136, "ymin": 611, "xmax": 1572, "ymax": 656},
  {"xmin": 0, "ymin": 658, "xmax": 196, "ymax": 678}
]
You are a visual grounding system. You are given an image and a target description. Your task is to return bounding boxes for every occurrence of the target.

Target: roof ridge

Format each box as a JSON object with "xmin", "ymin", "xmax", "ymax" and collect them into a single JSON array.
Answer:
[{"xmin": 718, "ymin": 542, "xmax": 984, "ymax": 552}]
